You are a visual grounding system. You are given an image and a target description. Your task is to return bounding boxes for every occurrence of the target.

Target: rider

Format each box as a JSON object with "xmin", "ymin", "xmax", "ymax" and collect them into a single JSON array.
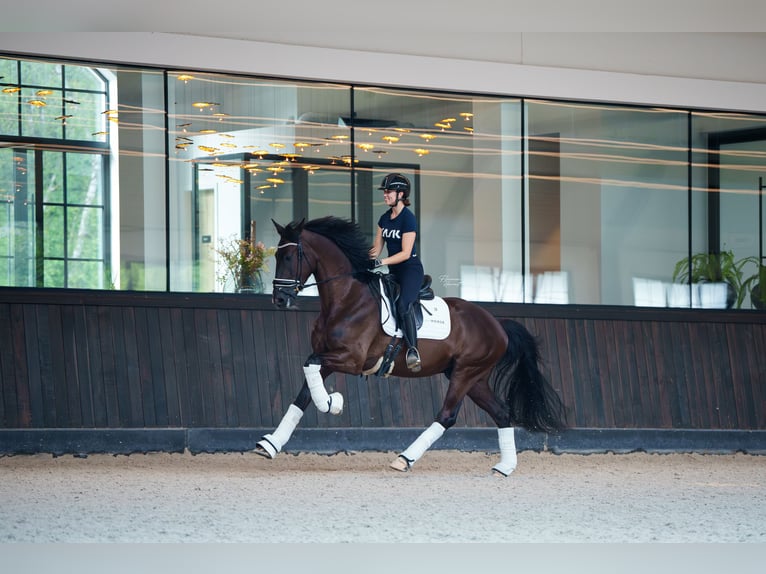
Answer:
[{"xmin": 369, "ymin": 173, "xmax": 424, "ymax": 372}]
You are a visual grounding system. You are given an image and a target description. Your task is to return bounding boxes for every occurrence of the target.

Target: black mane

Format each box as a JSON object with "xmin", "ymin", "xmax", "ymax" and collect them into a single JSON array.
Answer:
[{"xmin": 288, "ymin": 216, "xmax": 374, "ymax": 278}]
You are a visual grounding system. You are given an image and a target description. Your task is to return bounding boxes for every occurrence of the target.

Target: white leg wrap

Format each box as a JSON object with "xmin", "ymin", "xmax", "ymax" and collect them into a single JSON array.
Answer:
[
  {"xmin": 304, "ymin": 363, "xmax": 344, "ymax": 415},
  {"xmin": 492, "ymin": 427, "xmax": 517, "ymax": 476},
  {"xmin": 257, "ymin": 404, "xmax": 304, "ymax": 458},
  {"xmin": 399, "ymin": 422, "xmax": 446, "ymax": 466}
]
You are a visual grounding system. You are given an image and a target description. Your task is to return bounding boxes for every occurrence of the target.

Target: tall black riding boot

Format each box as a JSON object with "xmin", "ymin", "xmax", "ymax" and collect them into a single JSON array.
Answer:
[{"xmin": 401, "ymin": 305, "xmax": 422, "ymax": 372}]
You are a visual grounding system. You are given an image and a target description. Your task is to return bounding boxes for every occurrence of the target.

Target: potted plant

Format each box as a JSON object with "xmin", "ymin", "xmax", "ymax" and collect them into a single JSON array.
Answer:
[
  {"xmin": 672, "ymin": 250, "xmax": 754, "ymax": 308},
  {"xmin": 743, "ymin": 262, "xmax": 766, "ymax": 310},
  {"xmin": 214, "ymin": 234, "xmax": 276, "ymax": 293}
]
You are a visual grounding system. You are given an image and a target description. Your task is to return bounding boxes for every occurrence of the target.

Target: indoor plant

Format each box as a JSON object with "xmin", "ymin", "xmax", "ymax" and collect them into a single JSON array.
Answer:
[
  {"xmin": 672, "ymin": 250, "xmax": 755, "ymax": 308},
  {"xmin": 214, "ymin": 235, "xmax": 276, "ymax": 293},
  {"xmin": 743, "ymin": 262, "xmax": 766, "ymax": 310}
]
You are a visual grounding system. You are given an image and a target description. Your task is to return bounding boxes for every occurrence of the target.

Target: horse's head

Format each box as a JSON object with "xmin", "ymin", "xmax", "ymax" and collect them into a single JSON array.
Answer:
[{"xmin": 271, "ymin": 218, "xmax": 311, "ymax": 309}]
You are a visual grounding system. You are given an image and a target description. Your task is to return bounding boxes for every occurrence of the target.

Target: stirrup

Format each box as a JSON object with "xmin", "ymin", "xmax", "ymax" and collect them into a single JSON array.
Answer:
[{"xmin": 406, "ymin": 347, "xmax": 422, "ymax": 372}]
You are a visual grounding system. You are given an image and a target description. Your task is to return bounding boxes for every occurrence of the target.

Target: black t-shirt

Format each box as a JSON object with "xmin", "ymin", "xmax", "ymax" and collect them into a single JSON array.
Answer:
[{"xmin": 378, "ymin": 207, "xmax": 418, "ymax": 260}]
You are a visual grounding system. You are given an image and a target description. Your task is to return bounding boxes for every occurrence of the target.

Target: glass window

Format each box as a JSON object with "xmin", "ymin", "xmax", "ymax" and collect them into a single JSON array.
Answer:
[
  {"xmin": 689, "ymin": 112, "xmax": 766, "ymax": 309},
  {"xmin": 2, "ymin": 52, "xmax": 765, "ymax": 310},
  {"xmin": 65, "ymin": 65, "xmax": 105, "ymax": 92},
  {"xmin": 167, "ymin": 71, "xmax": 351, "ymax": 292},
  {"xmin": 62, "ymin": 89, "xmax": 108, "ymax": 143},
  {"xmin": 0, "ymin": 148, "xmax": 35, "ymax": 286},
  {"xmin": 525, "ymin": 101, "xmax": 689, "ymax": 306},
  {"xmin": 0, "ymin": 56, "xmax": 166, "ymax": 291},
  {"xmin": 0, "ymin": 59, "xmax": 20, "ymax": 137},
  {"xmin": 353, "ymin": 86, "xmax": 523, "ymax": 301}
]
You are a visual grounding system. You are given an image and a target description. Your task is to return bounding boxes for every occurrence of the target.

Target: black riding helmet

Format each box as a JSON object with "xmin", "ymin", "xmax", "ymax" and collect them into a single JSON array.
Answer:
[{"xmin": 378, "ymin": 173, "xmax": 411, "ymax": 197}]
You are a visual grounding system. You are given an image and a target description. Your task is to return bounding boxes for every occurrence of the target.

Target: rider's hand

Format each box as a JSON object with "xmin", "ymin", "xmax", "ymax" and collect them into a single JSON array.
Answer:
[{"xmin": 368, "ymin": 258, "xmax": 383, "ymax": 270}]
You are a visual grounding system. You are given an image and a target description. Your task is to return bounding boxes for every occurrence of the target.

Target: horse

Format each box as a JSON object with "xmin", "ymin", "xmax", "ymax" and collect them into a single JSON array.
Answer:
[{"xmin": 256, "ymin": 216, "xmax": 566, "ymax": 476}]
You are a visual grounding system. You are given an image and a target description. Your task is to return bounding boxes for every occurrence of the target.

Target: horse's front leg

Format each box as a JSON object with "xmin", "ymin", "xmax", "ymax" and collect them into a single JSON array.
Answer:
[
  {"xmin": 303, "ymin": 355, "xmax": 344, "ymax": 415},
  {"xmin": 255, "ymin": 356, "xmax": 342, "ymax": 459},
  {"xmin": 255, "ymin": 382, "xmax": 311, "ymax": 459}
]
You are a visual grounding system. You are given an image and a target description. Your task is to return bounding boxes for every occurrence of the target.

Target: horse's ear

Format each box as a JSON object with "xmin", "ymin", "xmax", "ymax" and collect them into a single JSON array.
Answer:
[
  {"xmin": 296, "ymin": 218, "xmax": 306, "ymax": 232},
  {"xmin": 272, "ymin": 219, "xmax": 285, "ymax": 236}
]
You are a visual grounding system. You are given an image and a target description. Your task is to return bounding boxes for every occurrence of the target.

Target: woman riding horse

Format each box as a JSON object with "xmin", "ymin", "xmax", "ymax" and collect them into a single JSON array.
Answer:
[
  {"xmin": 369, "ymin": 173, "xmax": 424, "ymax": 372},
  {"xmin": 259, "ymin": 216, "xmax": 565, "ymax": 475}
]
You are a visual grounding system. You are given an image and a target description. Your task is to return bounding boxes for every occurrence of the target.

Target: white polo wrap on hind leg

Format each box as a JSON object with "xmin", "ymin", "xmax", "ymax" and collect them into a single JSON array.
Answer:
[
  {"xmin": 399, "ymin": 422, "xmax": 446, "ymax": 466},
  {"xmin": 304, "ymin": 363, "xmax": 344, "ymax": 415},
  {"xmin": 492, "ymin": 427, "xmax": 518, "ymax": 476},
  {"xmin": 258, "ymin": 403, "xmax": 303, "ymax": 458}
]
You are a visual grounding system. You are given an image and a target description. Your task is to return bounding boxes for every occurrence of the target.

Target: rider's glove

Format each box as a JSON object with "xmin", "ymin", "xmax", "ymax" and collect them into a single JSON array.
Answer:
[{"xmin": 368, "ymin": 258, "xmax": 383, "ymax": 270}]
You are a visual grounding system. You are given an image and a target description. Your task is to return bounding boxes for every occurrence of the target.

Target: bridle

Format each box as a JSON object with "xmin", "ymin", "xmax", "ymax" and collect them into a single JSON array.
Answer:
[
  {"xmin": 272, "ymin": 237, "xmax": 370, "ymax": 304},
  {"xmin": 271, "ymin": 241, "xmax": 306, "ymax": 303}
]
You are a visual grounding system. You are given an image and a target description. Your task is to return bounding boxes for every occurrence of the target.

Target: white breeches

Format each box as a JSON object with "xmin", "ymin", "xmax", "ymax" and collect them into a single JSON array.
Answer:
[
  {"xmin": 491, "ymin": 427, "xmax": 517, "ymax": 476},
  {"xmin": 400, "ymin": 422, "xmax": 446, "ymax": 465},
  {"xmin": 304, "ymin": 363, "xmax": 344, "ymax": 415}
]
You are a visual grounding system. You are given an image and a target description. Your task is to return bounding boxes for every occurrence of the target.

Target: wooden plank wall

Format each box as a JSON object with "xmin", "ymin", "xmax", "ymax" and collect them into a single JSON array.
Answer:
[{"xmin": 0, "ymin": 288, "xmax": 764, "ymax": 431}]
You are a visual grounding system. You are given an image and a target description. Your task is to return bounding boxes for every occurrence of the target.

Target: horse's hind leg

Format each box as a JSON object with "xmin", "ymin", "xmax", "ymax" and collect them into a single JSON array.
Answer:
[
  {"xmin": 255, "ymin": 382, "xmax": 311, "ymax": 459},
  {"xmin": 390, "ymin": 376, "xmax": 471, "ymax": 472},
  {"xmin": 467, "ymin": 382, "xmax": 517, "ymax": 477}
]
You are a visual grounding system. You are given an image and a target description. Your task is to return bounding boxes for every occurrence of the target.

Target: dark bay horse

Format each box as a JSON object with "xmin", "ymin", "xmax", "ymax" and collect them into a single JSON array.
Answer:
[{"xmin": 256, "ymin": 216, "xmax": 565, "ymax": 475}]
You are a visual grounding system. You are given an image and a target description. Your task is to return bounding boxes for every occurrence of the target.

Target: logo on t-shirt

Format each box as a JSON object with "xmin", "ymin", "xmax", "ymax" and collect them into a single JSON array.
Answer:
[{"xmin": 382, "ymin": 228, "xmax": 401, "ymax": 239}]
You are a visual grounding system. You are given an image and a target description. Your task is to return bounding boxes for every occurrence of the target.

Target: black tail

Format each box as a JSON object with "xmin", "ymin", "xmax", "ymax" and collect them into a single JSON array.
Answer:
[{"xmin": 489, "ymin": 319, "xmax": 566, "ymax": 433}]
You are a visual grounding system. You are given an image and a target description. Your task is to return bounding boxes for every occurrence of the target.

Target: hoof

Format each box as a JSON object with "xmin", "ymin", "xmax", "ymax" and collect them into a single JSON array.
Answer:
[
  {"xmin": 389, "ymin": 455, "xmax": 410, "ymax": 472},
  {"xmin": 254, "ymin": 437, "xmax": 278, "ymax": 459},
  {"xmin": 491, "ymin": 465, "xmax": 514, "ymax": 477},
  {"xmin": 328, "ymin": 392, "xmax": 344, "ymax": 416}
]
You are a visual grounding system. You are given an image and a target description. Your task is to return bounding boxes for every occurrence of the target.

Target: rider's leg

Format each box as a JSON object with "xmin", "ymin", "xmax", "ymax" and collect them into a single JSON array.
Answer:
[
  {"xmin": 400, "ymin": 301, "xmax": 421, "ymax": 372},
  {"xmin": 394, "ymin": 265, "xmax": 424, "ymax": 372}
]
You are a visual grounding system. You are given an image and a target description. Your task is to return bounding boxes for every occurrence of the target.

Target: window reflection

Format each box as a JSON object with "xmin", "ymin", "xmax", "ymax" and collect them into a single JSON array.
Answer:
[{"xmin": 0, "ymin": 54, "xmax": 764, "ymax": 310}]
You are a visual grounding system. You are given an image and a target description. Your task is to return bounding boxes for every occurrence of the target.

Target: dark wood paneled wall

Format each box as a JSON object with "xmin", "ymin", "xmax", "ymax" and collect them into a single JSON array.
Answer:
[{"xmin": 0, "ymin": 288, "xmax": 764, "ymax": 431}]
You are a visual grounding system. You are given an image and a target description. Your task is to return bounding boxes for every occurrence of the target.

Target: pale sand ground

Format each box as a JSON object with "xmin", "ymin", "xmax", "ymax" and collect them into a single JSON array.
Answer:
[{"xmin": 1, "ymin": 450, "xmax": 764, "ymax": 543}]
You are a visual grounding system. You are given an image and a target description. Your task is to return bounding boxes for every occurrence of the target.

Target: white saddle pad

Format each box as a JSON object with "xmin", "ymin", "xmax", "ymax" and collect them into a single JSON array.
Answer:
[{"xmin": 379, "ymin": 283, "xmax": 451, "ymax": 340}]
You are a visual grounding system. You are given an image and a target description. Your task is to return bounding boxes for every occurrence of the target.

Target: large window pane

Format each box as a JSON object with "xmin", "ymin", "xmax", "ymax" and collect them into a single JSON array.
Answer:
[
  {"xmin": 353, "ymin": 87, "xmax": 523, "ymax": 300},
  {"xmin": 525, "ymin": 101, "xmax": 689, "ymax": 306},
  {"xmin": 111, "ymin": 67, "xmax": 166, "ymax": 291},
  {"xmin": 690, "ymin": 113, "xmax": 766, "ymax": 309},
  {"xmin": 168, "ymin": 71, "xmax": 351, "ymax": 292},
  {"xmin": 0, "ymin": 56, "xmax": 166, "ymax": 291}
]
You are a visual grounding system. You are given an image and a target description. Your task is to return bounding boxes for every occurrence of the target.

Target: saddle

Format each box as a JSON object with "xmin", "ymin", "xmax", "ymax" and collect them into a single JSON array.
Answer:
[
  {"xmin": 370, "ymin": 273, "xmax": 436, "ymax": 377},
  {"xmin": 379, "ymin": 273, "xmax": 435, "ymax": 328}
]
